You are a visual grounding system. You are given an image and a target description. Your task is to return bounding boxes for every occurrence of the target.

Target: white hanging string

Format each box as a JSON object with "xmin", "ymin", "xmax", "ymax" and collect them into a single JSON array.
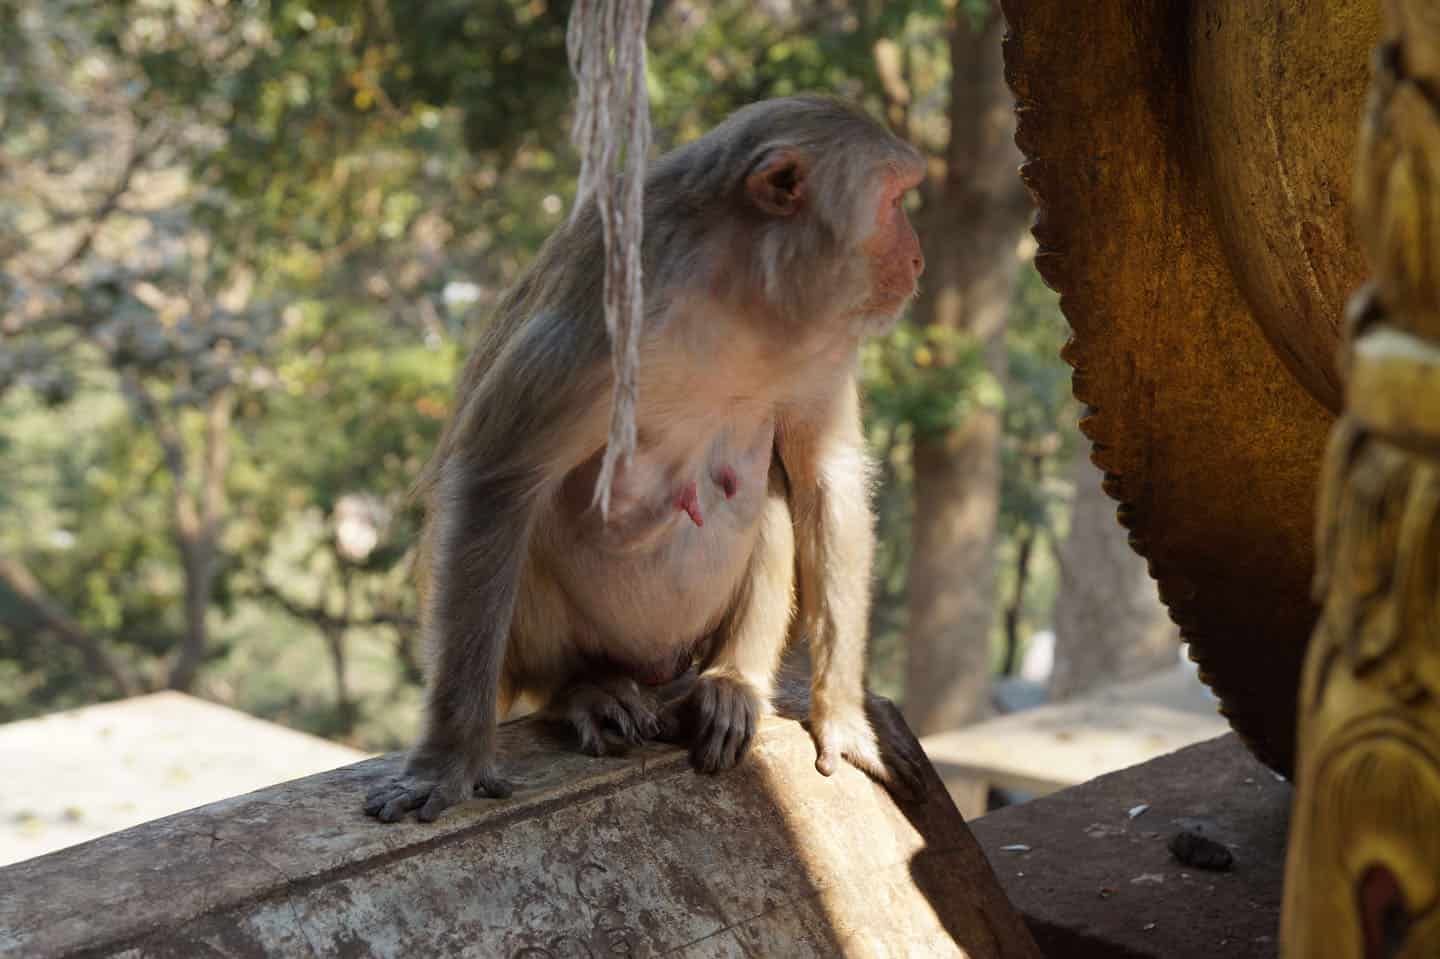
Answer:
[{"xmin": 567, "ymin": 0, "xmax": 653, "ymax": 520}]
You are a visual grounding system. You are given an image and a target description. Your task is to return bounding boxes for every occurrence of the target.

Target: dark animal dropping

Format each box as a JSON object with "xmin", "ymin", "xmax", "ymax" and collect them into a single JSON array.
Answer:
[{"xmin": 1168, "ymin": 829, "xmax": 1234, "ymax": 871}]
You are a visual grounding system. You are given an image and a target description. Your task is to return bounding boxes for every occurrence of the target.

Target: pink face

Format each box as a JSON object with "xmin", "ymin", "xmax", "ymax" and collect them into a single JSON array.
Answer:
[{"xmin": 857, "ymin": 169, "xmax": 925, "ymax": 319}]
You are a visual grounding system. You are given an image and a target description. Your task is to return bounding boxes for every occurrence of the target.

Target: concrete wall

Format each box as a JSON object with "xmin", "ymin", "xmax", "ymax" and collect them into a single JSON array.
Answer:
[
  {"xmin": 0, "ymin": 711, "xmax": 1039, "ymax": 958},
  {"xmin": 0, "ymin": 692, "xmax": 369, "ymax": 867}
]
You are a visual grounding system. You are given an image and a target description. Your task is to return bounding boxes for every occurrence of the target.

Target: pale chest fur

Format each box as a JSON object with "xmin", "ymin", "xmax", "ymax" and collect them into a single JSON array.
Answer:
[{"xmin": 538, "ymin": 303, "xmax": 852, "ymax": 673}]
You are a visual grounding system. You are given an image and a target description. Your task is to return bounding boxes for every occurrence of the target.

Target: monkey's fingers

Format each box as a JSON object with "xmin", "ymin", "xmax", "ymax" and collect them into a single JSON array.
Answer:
[
  {"xmin": 654, "ymin": 700, "xmax": 689, "ymax": 744},
  {"xmin": 686, "ymin": 679, "xmax": 722, "ymax": 772},
  {"xmin": 688, "ymin": 676, "xmax": 758, "ymax": 774},
  {"xmin": 474, "ymin": 771, "xmax": 514, "ymax": 799},
  {"xmin": 717, "ymin": 705, "xmax": 755, "ymax": 772}
]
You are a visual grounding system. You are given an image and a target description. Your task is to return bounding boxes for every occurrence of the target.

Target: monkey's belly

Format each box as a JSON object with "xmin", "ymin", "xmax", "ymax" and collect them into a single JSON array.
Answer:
[{"xmin": 550, "ymin": 417, "xmax": 776, "ymax": 672}]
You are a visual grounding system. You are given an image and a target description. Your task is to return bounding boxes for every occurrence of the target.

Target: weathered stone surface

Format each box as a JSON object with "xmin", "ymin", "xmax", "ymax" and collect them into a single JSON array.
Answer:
[
  {"xmin": 972, "ymin": 734, "xmax": 1290, "ymax": 959},
  {"xmin": 0, "ymin": 710, "xmax": 1040, "ymax": 958}
]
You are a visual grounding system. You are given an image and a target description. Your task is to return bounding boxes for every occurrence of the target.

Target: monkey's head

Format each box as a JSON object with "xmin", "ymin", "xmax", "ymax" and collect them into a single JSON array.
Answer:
[{"xmin": 652, "ymin": 95, "xmax": 926, "ymax": 339}]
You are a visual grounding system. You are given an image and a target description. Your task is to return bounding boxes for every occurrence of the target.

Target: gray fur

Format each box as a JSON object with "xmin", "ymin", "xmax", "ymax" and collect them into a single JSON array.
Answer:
[{"xmin": 366, "ymin": 95, "xmax": 925, "ymax": 823}]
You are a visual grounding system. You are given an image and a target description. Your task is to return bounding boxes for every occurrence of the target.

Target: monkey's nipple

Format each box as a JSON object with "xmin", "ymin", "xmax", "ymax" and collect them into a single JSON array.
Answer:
[
  {"xmin": 675, "ymin": 481, "xmax": 704, "ymax": 527},
  {"xmin": 716, "ymin": 466, "xmax": 739, "ymax": 500}
]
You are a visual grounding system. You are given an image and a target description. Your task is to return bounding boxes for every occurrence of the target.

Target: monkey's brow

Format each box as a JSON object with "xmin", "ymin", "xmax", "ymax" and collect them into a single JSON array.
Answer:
[
  {"xmin": 884, "ymin": 160, "xmax": 925, "ymax": 188},
  {"xmin": 883, "ymin": 155, "xmax": 924, "ymax": 177}
]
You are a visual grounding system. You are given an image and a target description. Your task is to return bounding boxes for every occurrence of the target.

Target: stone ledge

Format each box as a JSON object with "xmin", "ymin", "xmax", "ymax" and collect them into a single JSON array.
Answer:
[
  {"xmin": 0, "ymin": 709, "xmax": 1039, "ymax": 959},
  {"xmin": 971, "ymin": 733, "xmax": 1291, "ymax": 959}
]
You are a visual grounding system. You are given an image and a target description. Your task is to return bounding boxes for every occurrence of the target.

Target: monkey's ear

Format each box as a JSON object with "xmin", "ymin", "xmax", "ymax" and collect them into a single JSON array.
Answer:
[{"xmin": 745, "ymin": 149, "xmax": 808, "ymax": 217}]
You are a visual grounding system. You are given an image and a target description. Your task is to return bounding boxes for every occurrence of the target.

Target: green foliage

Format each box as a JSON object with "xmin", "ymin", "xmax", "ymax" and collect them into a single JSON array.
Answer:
[
  {"xmin": 863, "ymin": 321, "xmax": 995, "ymax": 441},
  {"xmin": 1, "ymin": 0, "xmax": 1079, "ymax": 744}
]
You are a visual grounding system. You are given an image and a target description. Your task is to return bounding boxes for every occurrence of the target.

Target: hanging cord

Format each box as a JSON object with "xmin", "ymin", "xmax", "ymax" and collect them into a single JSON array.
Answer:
[{"xmin": 567, "ymin": 0, "xmax": 653, "ymax": 520}]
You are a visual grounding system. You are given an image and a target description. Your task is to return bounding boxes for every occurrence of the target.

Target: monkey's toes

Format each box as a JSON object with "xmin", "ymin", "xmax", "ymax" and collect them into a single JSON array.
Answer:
[
  {"xmin": 364, "ymin": 779, "xmax": 437, "ymax": 823},
  {"xmin": 474, "ymin": 772, "xmax": 515, "ymax": 800},
  {"xmin": 874, "ymin": 734, "xmax": 929, "ymax": 802},
  {"xmin": 561, "ymin": 679, "xmax": 661, "ymax": 756},
  {"xmin": 866, "ymin": 693, "xmax": 930, "ymax": 802},
  {"xmin": 810, "ymin": 701, "xmax": 928, "ymax": 801}
]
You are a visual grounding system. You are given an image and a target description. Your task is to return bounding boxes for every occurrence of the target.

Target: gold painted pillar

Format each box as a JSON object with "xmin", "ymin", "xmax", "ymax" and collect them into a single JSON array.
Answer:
[{"xmin": 1282, "ymin": 1, "xmax": 1440, "ymax": 955}]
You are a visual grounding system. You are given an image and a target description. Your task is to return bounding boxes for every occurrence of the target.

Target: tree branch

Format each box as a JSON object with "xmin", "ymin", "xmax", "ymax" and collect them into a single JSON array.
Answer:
[
  {"xmin": 48, "ymin": 125, "xmax": 168, "ymax": 278},
  {"xmin": 120, "ymin": 369, "xmax": 199, "ymax": 540},
  {"xmin": 248, "ymin": 577, "xmax": 416, "ymax": 632},
  {"xmin": 0, "ymin": 557, "xmax": 139, "ymax": 696}
]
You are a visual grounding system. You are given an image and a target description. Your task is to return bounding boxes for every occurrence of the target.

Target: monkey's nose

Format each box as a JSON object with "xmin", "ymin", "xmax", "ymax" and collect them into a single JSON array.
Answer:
[{"xmin": 913, "ymin": 254, "xmax": 925, "ymax": 278}]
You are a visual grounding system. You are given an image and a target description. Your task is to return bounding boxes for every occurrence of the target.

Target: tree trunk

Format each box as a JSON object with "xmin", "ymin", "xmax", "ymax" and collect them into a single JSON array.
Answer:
[
  {"xmin": 1049, "ymin": 453, "xmax": 1180, "ymax": 700},
  {"xmin": 170, "ymin": 539, "xmax": 215, "ymax": 692},
  {"xmin": 168, "ymin": 389, "xmax": 232, "ymax": 691},
  {"xmin": 1001, "ymin": 519, "xmax": 1036, "ymax": 676},
  {"xmin": 901, "ymin": 1, "xmax": 1033, "ymax": 738},
  {"xmin": 326, "ymin": 572, "xmax": 357, "ymax": 731}
]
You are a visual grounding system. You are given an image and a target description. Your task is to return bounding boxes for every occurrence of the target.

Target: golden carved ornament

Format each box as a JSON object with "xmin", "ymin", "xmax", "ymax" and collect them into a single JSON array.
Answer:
[{"xmin": 1282, "ymin": 1, "xmax": 1440, "ymax": 955}]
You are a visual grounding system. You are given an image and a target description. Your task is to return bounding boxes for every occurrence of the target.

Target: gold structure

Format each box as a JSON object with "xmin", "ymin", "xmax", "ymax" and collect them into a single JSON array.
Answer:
[
  {"xmin": 999, "ymin": 0, "xmax": 1379, "ymax": 774},
  {"xmin": 1002, "ymin": 0, "xmax": 1440, "ymax": 947},
  {"xmin": 1282, "ymin": 2, "xmax": 1440, "ymax": 954}
]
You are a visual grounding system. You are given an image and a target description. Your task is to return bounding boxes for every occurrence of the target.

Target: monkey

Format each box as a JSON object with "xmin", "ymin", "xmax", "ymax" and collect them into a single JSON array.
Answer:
[{"xmin": 365, "ymin": 94, "xmax": 930, "ymax": 824}]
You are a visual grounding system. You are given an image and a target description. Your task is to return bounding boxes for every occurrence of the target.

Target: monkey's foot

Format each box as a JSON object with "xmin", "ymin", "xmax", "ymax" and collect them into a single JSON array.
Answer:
[
  {"xmin": 864, "ymin": 693, "xmax": 930, "ymax": 800},
  {"xmin": 810, "ymin": 696, "xmax": 928, "ymax": 801},
  {"xmin": 552, "ymin": 676, "xmax": 661, "ymax": 757},
  {"xmin": 363, "ymin": 753, "xmax": 513, "ymax": 824},
  {"xmin": 661, "ymin": 674, "xmax": 760, "ymax": 775}
]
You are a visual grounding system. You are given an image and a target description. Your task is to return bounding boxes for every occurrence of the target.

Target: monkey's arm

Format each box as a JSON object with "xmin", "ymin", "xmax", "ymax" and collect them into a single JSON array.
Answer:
[
  {"xmin": 366, "ymin": 316, "xmax": 609, "ymax": 823},
  {"xmin": 778, "ymin": 373, "xmax": 927, "ymax": 797}
]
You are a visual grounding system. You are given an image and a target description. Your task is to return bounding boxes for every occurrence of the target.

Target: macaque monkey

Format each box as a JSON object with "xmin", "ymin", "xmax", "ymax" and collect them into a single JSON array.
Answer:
[{"xmin": 366, "ymin": 95, "xmax": 928, "ymax": 823}]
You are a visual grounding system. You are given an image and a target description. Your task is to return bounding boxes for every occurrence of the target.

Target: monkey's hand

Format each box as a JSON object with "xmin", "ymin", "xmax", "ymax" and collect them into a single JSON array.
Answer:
[
  {"xmin": 659, "ymin": 674, "xmax": 760, "ymax": 775},
  {"xmin": 363, "ymin": 747, "xmax": 513, "ymax": 823},
  {"xmin": 811, "ymin": 694, "xmax": 929, "ymax": 802}
]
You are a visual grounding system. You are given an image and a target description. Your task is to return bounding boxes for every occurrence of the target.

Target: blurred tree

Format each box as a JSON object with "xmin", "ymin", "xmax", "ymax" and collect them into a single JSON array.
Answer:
[
  {"xmin": 996, "ymin": 260, "xmax": 1077, "ymax": 678},
  {"xmin": 0, "ymin": 0, "xmax": 1078, "ymax": 751},
  {"xmin": 899, "ymin": 0, "xmax": 1033, "ymax": 738},
  {"xmin": 1, "ymin": 0, "xmax": 281, "ymax": 692}
]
